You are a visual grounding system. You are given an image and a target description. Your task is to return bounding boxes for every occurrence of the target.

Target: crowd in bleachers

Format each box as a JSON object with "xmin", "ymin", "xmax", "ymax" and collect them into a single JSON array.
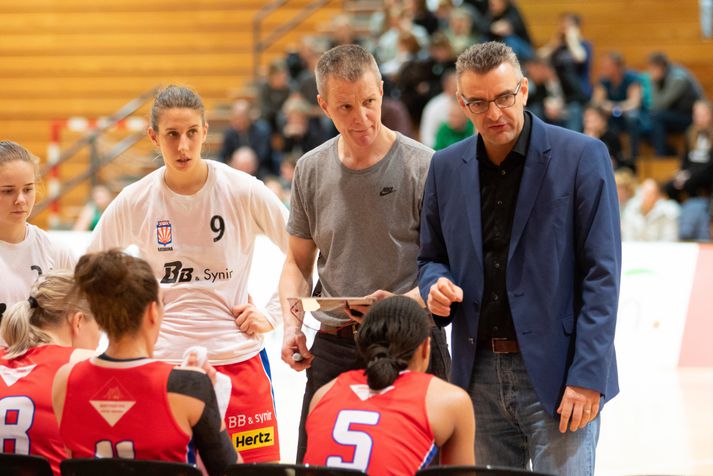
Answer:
[{"xmin": 215, "ymin": 0, "xmax": 711, "ymax": 241}]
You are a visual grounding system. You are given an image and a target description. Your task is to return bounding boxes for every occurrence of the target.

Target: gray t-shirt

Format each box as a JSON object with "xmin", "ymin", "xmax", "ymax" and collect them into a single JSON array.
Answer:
[{"xmin": 287, "ymin": 132, "xmax": 433, "ymax": 326}]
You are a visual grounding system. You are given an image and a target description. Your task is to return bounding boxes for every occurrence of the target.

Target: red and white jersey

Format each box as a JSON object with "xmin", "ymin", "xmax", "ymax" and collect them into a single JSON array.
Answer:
[
  {"xmin": 59, "ymin": 358, "xmax": 190, "ymax": 462},
  {"xmin": 0, "ymin": 345, "xmax": 76, "ymax": 475},
  {"xmin": 88, "ymin": 160, "xmax": 288, "ymax": 364},
  {"xmin": 0, "ymin": 224, "xmax": 76, "ymax": 318},
  {"xmin": 304, "ymin": 370, "xmax": 437, "ymax": 476}
]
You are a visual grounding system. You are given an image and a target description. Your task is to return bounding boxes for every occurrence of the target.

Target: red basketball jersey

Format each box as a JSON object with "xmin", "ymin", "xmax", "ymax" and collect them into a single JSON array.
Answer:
[
  {"xmin": 0, "ymin": 345, "xmax": 75, "ymax": 475},
  {"xmin": 304, "ymin": 370, "xmax": 437, "ymax": 476},
  {"xmin": 59, "ymin": 358, "xmax": 190, "ymax": 463}
]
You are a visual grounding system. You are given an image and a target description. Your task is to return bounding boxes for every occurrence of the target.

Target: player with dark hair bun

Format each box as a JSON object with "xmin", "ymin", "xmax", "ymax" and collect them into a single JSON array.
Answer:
[{"xmin": 303, "ymin": 296, "xmax": 474, "ymax": 475}]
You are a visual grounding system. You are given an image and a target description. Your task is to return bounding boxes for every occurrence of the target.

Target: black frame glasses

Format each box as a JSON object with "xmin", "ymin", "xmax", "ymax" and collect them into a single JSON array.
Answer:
[{"xmin": 460, "ymin": 79, "xmax": 523, "ymax": 114}]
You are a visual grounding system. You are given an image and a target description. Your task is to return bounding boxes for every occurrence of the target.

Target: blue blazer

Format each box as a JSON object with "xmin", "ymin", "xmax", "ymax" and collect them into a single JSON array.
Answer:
[{"xmin": 418, "ymin": 114, "xmax": 621, "ymax": 415}]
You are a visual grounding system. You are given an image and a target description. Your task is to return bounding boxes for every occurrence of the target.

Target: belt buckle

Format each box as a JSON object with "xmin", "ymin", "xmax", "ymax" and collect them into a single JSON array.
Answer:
[{"xmin": 492, "ymin": 337, "xmax": 508, "ymax": 354}]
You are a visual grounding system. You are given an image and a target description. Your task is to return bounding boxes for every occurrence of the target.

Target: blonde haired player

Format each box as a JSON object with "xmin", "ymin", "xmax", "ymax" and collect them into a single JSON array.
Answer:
[
  {"xmin": 1, "ymin": 272, "xmax": 99, "ymax": 475},
  {"xmin": 87, "ymin": 85, "xmax": 288, "ymax": 462}
]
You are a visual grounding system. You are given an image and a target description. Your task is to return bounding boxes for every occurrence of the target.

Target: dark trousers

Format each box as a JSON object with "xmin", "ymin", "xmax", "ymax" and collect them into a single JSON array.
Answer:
[
  {"xmin": 650, "ymin": 109, "xmax": 692, "ymax": 156},
  {"xmin": 295, "ymin": 323, "xmax": 451, "ymax": 462}
]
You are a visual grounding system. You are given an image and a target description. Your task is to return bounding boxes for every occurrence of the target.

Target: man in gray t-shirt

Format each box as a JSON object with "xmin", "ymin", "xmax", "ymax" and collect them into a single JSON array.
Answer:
[
  {"xmin": 279, "ymin": 44, "xmax": 450, "ymax": 462},
  {"xmin": 287, "ymin": 133, "xmax": 431, "ymax": 325}
]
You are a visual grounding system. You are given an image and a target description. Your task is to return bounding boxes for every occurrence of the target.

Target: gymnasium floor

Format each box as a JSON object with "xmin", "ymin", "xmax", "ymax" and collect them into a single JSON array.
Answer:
[{"xmin": 54, "ymin": 232, "xmax": 713, "ymax": 475}]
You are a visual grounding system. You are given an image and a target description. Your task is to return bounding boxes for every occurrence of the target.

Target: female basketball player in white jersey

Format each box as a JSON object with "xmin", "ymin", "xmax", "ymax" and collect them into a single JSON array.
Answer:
[
  {"xmin": 1, "ymin": 271, "xmax": 100, "ymax": 475},
  {"xmin": 0, "ymin": 141, "xmax": 75, "ymax": 321},
  {"xmin": 87, "ymin": 85, "xmax": 288, "ymax": 462}
]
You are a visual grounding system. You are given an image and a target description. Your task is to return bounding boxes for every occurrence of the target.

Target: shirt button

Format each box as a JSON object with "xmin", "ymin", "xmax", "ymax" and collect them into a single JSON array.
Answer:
[
  {"xmin": 500, "ymin": 170, "xmax": 507, "ymax": 176},
  {"xmin": 493, "ymin": 326, "xmax": 499, "ymax": 332},
  {"xmin": 494, "ymin": 262, "xmax": 501, "ymax": 269},
  {"xmin": 492, "ymin": 293, "xmax": 499, "ymax": 301},
  {"xmin": 497, "ymin": 200, "xmax": 503, "ymax": 206}
]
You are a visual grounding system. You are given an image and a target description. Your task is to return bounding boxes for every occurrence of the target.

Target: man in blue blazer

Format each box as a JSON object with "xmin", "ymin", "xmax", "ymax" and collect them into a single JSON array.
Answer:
[{"xmin": 418, "ymin": 42, "xmax": 620, "ymax": 475}]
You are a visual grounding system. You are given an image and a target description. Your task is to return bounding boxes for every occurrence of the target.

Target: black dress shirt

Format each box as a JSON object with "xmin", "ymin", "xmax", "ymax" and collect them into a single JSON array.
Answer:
[{"xmin": 476, "ymin": 113, "xmax": 532, "ymax": 344}]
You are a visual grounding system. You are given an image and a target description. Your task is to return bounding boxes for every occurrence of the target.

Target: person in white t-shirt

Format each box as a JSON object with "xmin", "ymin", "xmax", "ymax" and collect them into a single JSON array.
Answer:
[
  {"xmin": 0, "ymin": 141, "xmax": 76, "ymax": 322},
  {"xmin": 87, "ymin": 85, "xmax": 289, "ymax": 462}
]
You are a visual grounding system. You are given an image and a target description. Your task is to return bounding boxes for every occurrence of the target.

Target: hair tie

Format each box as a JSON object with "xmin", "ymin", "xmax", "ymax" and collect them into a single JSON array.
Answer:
[{"xmin": 28, "ymin": 296, "xmax": 39, "ymax": 309}]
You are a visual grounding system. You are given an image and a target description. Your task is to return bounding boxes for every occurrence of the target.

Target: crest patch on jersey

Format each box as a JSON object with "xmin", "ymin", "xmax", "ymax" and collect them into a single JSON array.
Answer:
[
  {"xmin": 349, "ymin": 384, "xmax": 395, "ymax": 401},
  {"xmin": 156, "ymin": 220, "xmax": 174, "ymax": 251},
  {"xmin": 89, "ymin": 378, "xmax": 136, "ymax": 427},
  {"xmin": 0, "ymin": 364, "xmax": 37, "ymax": 387}
]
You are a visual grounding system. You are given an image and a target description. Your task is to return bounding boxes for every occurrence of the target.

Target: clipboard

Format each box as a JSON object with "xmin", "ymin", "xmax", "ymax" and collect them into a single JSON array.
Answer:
[{"xmin": 287, "ymin": 296, "xmax": 375, "ymax": 313}]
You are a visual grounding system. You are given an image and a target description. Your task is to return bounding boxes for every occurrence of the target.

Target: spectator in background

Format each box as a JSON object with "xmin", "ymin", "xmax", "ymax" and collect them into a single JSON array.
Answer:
[
  {"xmin": 327, "ymin": 14, "xmax": 363, "ymax": 48},
  {"xmin": 434, "ymin": 0, "xmax": 456, "ymax": 31},
  {"xmin": 664, "ymin": 99, "xmax": 713, "ymax": 202},
  {"xmin": 296, "ymin": 36, "xmax": 331, "ymax": 108},
  {"xmin": 381, "ymin": 30, "xmax": 422, "ymax": 78},
  {"xmin": 264, "ymin": 177, "xmax": 290, "ymax": 207},
  {"xmin": 421, "ymin": 69, "xmax": 458, "ymax": 148},
  {"xmin": 583, "ymin": 104, "xmax": 627, "ymax": 170},
  {"xmin": 444, "ymin": 8, "xmax": 479, "ymax": 56},
  {"xmin": 228, "ymin": 146, "xmax": 259, "ymax": 176},
  {"xmin": 389, "ymin": 32, "xmax": 434, "ymax": 129},
  {"xmin": 416, "ymin": 32, "xmax": 458, "ymax": 106},
  {"xmin": 592, "ymin": 52, "xmax": 644, "ymax": 160},
  {"xmin": 375, "ymin": 4, "xmax": 430, "ymax": 66},
  {"xmin": 381, "ymin": 80, "xmax": 415, "ymax": 138},
  {"xmin": 484, "ymin": 0, "xmax": 533, "ymax": 61},
  {"xmin": 258, "ymin": 59, "xmax": 292, "ymax": 134},
  {"xmin": 539, "ymin": 13, "xmax": 593, "ymax": 101},
  {"xmin": 280, "ymin": 95, "xmax": 333, "ymax": 157},
  {"xmin": 701, "ymin": 0, "xmax": 713, "ymax": 38},
  {"xmin": 647, "ymin": 52, "xmax": 703, "ymax": 156},
  {"xmin": 463, "ymin": 0, "xmax": 490, "ymax": 17},
  {"xmin": 664, "ymin": 99, "xmax": 713, "ymax": 241},
  {"xmin": 73, "ymin": 184, "xmax": 114, "ymax": 231},
  {"xmin": 525, "ymin": 56, "xmax": 570, "ymax": 128},
  {"xmin": 615, "ymin": 168, "xmax": 637, "ymax": 211},
  {"xmin": 407, "ymin": 0, "xmax": 440, "ymax": 36},
  {"xmin": 220, "ymin": 100, "xmax": 275, "ymax": 177},
  {"xmin": 279, "ymin": 153, "xmax": 297, "ymax": 195},
  {"xmin": 622, "ymin": 178, "xmax": 680, "ymax": 241},
  {"xmin": 434, "ymin": 99, "xmax": 474, "ymax": 150}
]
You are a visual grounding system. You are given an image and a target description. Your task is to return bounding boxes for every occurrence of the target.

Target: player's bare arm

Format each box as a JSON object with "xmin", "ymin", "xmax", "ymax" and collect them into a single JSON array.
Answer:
[{"xmin": 279, "ymin": 235, "xmax": 318, "ymax": 370}]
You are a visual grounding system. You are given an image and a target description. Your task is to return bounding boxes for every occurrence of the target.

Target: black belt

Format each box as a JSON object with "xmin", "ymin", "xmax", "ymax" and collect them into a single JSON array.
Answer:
[{"xmin": 319, "ymin": 322, "xmax": 360, "ymax": 339}]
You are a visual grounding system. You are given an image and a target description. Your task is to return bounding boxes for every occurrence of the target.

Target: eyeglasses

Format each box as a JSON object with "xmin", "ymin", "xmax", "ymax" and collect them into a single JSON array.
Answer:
[{"xmin": 460, "ymin": 79, "xmax": 523, "ymax": 114}]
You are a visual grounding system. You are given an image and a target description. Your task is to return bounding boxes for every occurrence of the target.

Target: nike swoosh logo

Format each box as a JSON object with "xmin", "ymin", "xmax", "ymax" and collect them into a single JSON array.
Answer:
[{"xmin": 380, "ymin": 187, "xmax": 396, "ymax": 196}]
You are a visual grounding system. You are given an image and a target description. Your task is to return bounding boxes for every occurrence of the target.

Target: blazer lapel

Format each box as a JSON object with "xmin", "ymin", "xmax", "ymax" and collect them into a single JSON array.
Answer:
[
  {"xmin": 508, "ymin": 118, "xmax": 552, "ymax": 262},
  {"xmin": 459, "ymin": 137, "xmax": 483, "ymax": 269}
]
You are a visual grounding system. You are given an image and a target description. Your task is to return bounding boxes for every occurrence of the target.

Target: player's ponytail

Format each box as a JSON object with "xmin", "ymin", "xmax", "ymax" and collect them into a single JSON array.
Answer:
[
  {"xmin": 1, "ymin": 272, "xmax": 90, "ymax": 359},
  {"xmin": 74, "ymin": 249, "xmax": 158, "ymax": 340},
  {"xmin": 356, "ymin": 296, "xmax": 431, "ymax": 390}
]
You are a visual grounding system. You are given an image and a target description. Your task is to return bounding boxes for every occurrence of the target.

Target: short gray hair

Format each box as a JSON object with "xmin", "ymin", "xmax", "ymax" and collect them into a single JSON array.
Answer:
[
  {"xmin": 456, "ymin": 41, "xmax": 522, "ymax": 79},
  {"xmin": 315, "ymin": 44, "xmax": 381, "ymax": 99}
]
